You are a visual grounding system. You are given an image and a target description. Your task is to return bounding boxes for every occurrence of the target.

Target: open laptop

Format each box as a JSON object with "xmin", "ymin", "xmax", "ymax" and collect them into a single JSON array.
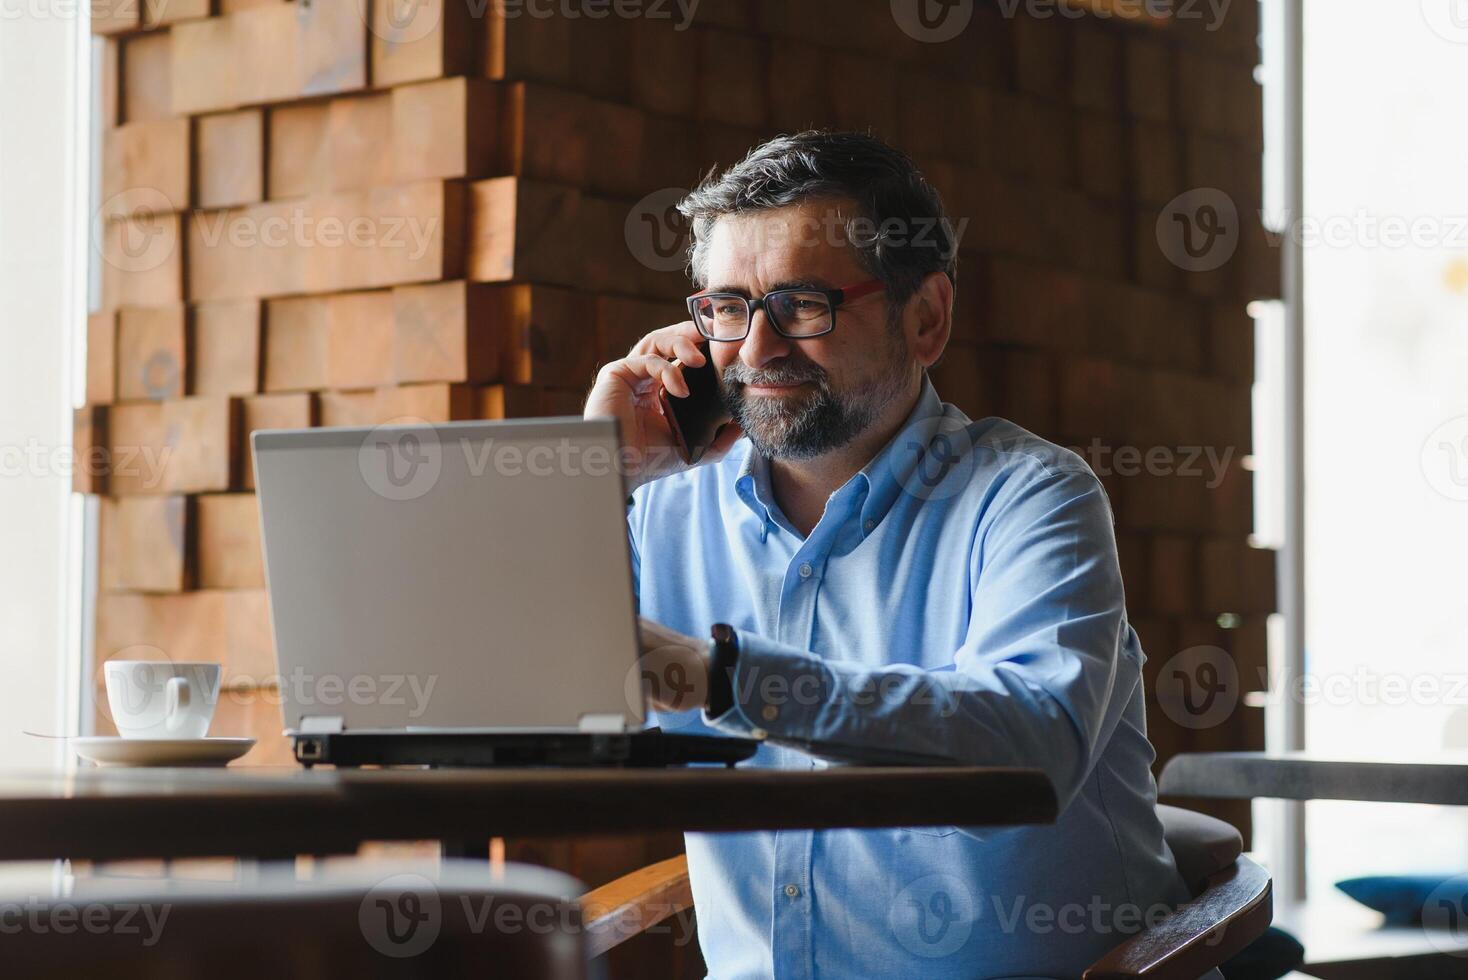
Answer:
[{"xmin": 251, "ymin": 417, "xmax": 757, "ymax": 769}]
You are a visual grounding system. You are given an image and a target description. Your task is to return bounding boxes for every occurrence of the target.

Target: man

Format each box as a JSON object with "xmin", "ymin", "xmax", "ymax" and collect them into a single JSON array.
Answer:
[{"xmin": 584, "ymin": 130, "xmax": 1191, "ymax": 978}]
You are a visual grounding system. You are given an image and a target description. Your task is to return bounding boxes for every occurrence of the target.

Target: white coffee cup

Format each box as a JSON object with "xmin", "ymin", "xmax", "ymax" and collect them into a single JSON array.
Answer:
[{"xmin": 103, "ymin": 661, "xmax": 222, "ymax": 740}]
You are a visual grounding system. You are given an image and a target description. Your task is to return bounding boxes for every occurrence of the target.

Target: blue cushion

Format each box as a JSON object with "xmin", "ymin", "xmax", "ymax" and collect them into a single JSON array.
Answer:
[
  {"xmin": 1336, "ymin": 874, "xmax": 1468, "ymax": 925},
  {"xmin": 1220, "ymin": 926, "xmax": 1304, "ymax": 980}
]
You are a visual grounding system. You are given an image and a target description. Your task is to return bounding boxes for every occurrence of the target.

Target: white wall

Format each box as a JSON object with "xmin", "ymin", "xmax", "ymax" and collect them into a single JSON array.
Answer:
[{"xmin": 0, "ymin": 3, "xmax": 89, "ymax": 768}]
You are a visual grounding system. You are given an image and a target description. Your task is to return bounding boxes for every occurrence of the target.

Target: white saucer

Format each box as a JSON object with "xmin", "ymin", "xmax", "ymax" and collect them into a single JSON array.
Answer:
[{"xmin": 72, "ymin": 736, "xmax": 256, "ymax": 768}]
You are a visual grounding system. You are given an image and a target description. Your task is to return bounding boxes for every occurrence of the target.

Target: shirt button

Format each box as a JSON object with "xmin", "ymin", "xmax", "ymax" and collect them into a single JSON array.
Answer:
[
  {"xmin": 864, "ymin": 519, "xmax": 875, "ymax": 532},
  {"xmin": 784, "ymin": 884, "xmax": 800, "ymax": 898},
  {"xmin": 761, "ymin": 704, "xmax": 778, "ymax": 722},
  {"xmin": 798, "ymin": 562, "xmax": 813, "ymax": 579}
]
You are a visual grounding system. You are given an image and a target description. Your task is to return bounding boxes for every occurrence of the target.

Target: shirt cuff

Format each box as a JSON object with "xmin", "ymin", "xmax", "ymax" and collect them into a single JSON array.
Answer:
[{"xmin": 702, "ymin": 631, "xmax": 830, "ymax": 741}]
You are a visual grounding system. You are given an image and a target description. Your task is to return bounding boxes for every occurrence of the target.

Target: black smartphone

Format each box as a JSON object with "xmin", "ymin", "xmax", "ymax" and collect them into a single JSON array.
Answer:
[{"xmin": 656, "ymin": 341, "xmax": 732, "ymax": 465}]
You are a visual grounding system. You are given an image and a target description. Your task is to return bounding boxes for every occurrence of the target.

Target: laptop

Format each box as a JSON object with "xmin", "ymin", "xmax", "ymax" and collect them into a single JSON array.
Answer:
[{"xmin": 250, "ymin": 417, "xmax": 757, "ymax": 770}]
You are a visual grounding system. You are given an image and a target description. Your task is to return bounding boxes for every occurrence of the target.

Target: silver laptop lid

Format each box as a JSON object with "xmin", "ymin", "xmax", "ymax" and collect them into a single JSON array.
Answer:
[{"xmin": 251, "ymin": 417, "xmax": 644, "ymax": 735}]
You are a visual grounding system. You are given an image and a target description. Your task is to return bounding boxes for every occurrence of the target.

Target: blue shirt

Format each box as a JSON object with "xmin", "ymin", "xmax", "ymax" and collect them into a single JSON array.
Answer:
[{"xmin": 628, "ymin": 376, "xmax": 1192, "ymax": 979}]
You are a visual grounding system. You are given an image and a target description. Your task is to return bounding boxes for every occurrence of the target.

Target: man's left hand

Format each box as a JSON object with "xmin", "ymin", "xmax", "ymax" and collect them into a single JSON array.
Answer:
[{"xmin": 637, "ymin": 617, "xmax": 711, "ymax": 713}]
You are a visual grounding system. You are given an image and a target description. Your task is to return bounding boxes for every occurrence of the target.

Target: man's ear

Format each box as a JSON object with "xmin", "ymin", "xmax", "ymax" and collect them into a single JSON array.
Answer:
[{"xmin": 909, "ymin": 271, "xmax": 954, "ymax": 369}]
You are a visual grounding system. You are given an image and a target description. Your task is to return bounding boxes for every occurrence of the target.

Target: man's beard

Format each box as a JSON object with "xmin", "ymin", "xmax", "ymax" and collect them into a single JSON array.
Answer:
[{"xmin": 719, "ymin": 337, "xmax": 911, "ymax": 461}]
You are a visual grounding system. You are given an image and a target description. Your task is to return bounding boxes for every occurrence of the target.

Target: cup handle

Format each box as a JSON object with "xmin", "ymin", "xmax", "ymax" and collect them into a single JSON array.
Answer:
[{"xmin": 165, "ymin": 677, "xmax": 192, "ymax": 733}]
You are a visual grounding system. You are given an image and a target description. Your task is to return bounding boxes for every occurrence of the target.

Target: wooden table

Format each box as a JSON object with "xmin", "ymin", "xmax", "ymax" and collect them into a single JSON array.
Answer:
[
  {"xmin": 0, "ymin": 765, "xmax": 1057, "ymax": 863},
  {"xmin": 1159, "ymin": 751, "xmax": 1468, "ymax": 805}
]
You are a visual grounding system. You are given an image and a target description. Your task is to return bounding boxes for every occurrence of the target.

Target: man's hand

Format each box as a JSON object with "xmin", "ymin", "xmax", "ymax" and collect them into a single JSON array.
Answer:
[
  {"xmin": 636, "ymin": 616, "xmax": 712, "ymax": 713},
  {"xmin": 583, "ymin": 321, "xmax": 743, "ymax": 492}
]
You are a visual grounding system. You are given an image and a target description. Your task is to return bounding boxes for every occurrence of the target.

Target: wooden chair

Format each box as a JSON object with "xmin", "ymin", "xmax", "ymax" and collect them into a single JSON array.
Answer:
[
  {"xmin": 580, "ymin": 804, "xmax": 1273, "ymax": 978},
  {"xmin": 2, "ymin": 860, "xmax": 589, "ymax": 979}
]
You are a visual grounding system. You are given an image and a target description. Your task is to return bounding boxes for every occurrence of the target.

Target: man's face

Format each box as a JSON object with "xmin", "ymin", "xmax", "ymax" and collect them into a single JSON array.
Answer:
[{"xmin": 699, "ymin": 199, "xmax": 915, "ymax": 460}]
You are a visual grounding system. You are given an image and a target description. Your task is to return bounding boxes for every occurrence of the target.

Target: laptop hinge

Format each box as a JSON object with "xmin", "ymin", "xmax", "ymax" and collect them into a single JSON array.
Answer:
[
  {"xmin": 299, "ymin": 715, "xmax": 345, "ymax": 734},
  {"xmin": 578, "ymin": 713, "xmax": 628, "ymax": 734}
]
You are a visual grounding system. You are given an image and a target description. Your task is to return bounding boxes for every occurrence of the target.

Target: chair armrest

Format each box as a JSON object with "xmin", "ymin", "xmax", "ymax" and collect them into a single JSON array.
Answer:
[
  {"xmin": 579, "ymin": 854, "xmax": 693, "ymax": 959},
  {"xmin": 1083, "ymin": 856, "xmax": 1272, "ymax": 980}
]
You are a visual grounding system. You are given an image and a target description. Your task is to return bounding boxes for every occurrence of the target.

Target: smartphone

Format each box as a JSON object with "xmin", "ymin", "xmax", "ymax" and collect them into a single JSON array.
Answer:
[{"xmin": 656, "ymin": 341, "xmax": 732, "ymax": 465}]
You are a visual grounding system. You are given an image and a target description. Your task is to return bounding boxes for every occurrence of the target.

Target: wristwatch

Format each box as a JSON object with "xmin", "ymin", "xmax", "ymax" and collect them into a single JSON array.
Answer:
[{"xmin": 706, "ymin": 623, "xmax": 740, "ymax": 717}]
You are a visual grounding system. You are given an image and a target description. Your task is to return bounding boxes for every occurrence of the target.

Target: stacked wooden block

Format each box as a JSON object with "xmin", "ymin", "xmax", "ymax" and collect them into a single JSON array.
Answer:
[{"xmin": 84, "ymin": 0, "xmax": 1273, "ymax": 919}]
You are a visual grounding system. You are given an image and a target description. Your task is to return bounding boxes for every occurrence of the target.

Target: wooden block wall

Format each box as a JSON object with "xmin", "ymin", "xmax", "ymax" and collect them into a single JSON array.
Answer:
[{"xmin": 84, "ymin": 0, "xmax": 1273, "ymax": 969}]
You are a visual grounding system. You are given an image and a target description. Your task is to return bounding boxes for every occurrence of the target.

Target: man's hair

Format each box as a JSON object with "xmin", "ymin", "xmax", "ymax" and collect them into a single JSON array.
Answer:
[{"xmin": 677, "ymin": 130, "xmax": 959, "ymax": 318}]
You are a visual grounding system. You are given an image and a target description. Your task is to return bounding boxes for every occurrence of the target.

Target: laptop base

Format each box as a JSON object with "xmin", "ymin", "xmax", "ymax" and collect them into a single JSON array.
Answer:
[{"xmin": 292, "ymin": 730, "xmax": 759, "ymax": 769}]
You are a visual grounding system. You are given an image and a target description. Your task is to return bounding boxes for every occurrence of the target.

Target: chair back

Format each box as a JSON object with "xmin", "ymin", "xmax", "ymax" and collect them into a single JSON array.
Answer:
[
  {"xmin": 1, "ymin": 860, "xmax": 588, "ymax": 980},
  {"xmin": 1083, "ymin": 807, "xmax": 1272, "ymax": 980},
  {"xmin": 1158, "ymin": 803, "xmax": 1244, "ymax": 896}
]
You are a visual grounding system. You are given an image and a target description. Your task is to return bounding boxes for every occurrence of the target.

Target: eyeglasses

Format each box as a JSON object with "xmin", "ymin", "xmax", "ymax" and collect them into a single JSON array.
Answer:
[{"xmin": 685, "ymin": 279, "xmax": 886, "ymax": 342}]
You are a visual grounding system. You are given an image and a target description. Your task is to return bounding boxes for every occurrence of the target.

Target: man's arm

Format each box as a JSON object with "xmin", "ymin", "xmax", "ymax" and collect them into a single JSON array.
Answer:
[{"xmin": 648, "ymin": 471, "xmax": 1136, "ymax": 811}]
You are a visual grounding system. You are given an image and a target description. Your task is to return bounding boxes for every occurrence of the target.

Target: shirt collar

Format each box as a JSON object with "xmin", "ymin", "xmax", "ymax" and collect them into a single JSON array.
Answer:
[{"xmin": 732, "ymin": 374, "xmax": 947, "ymax": 539}]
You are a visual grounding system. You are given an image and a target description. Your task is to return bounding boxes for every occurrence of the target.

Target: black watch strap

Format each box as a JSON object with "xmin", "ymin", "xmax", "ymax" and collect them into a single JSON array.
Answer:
[{"xmin": 706, "ymin": 623, "xmax": 740, "ymax": 717}]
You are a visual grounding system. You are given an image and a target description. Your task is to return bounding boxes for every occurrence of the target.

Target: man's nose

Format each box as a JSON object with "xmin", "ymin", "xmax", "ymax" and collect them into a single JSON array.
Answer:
[{"xmin": 738, "ymin": 307, "xmax": 794, "ymax": 370}]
